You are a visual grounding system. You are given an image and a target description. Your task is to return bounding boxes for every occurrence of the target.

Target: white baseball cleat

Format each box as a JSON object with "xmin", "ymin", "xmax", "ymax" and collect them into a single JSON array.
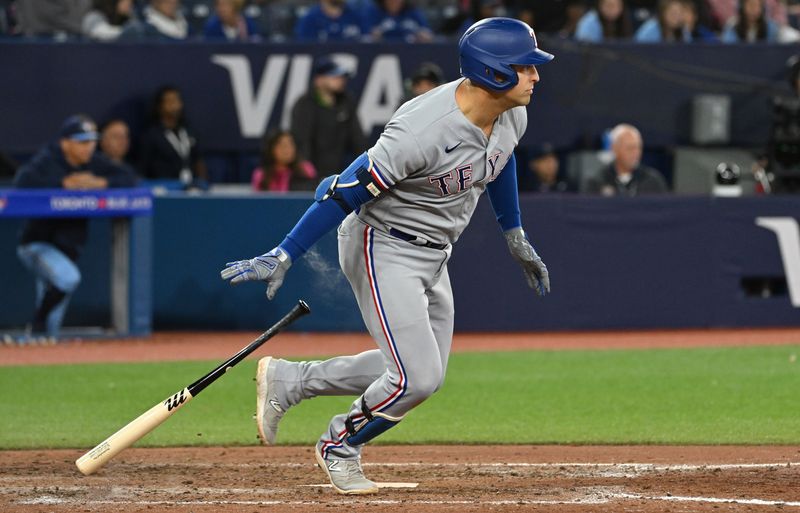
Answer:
[
  {"xmin": 314, "ymin": 443, "xmax": 379, "ymax": 495},
  {"xmin": 255, "ymin": 356, "xmax": 288, "ymax": 445}
]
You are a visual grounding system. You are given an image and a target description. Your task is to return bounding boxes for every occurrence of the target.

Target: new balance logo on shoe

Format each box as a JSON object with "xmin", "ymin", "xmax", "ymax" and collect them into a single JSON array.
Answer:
[{"xmin": 269, "ymin": 399, "xmax": 284, "ymax": 413}]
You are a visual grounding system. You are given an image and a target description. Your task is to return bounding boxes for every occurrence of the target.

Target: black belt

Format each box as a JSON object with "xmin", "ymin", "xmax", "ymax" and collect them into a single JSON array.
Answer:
[{"xmin": 388, "ymin": 228, "xmax": 448, "ymax": 250}]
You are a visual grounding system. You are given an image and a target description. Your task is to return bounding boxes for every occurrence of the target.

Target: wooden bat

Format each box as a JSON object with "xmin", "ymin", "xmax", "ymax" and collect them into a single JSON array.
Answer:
[{"xmin": 75, "ymin": 300, "xmax": 311, "ymax": 475}]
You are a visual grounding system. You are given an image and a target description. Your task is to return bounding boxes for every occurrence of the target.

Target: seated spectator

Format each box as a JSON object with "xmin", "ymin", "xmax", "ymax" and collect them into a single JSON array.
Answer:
[
  {"xmin": 519, "ymin": 143, "xmax": 574, "ymax": 193},
  {"xmin": 635, "ymin": 0, "xmax": 691, "ymax": 42},
  {"xmin": 407, "ymin": 61, "xmax": 444, "ymax": 97},
  {"xmin": 455, "ymin": 0, "xmax": 509, "ymax": 37},
  {"xmin": 82, "ymin": 0, "xmax": 135, "ymax": 40},
  {"xmin": 575, "ymin": 0, "xmax": 633, "ymax": 42},
  {"xmin": 293, "ymin": 0, "xmax": 363, "ymax": 41},
  {"xmin": 99, "ymin": 119, "xmax": 138, "ymax": 176},
  {"xmin": 16, "ymin": 0, "xmax": 90, "ymax": 38},
  {"xmin": 559, "ymin": 0, "xmax": 590, "ymax": 38},
  {"xmin": 585, "ymin": 124, "xmax": 668, "ymax": 196},
  {"xmin": 362, "ymin": 0, "xmax": 433, "ymax": 42},
  {"xmin": 139, "ymin": 85, "xmax": 207, "ymax": 188},
  {"xmin": 721, "ymin": 0, "xmax": 778, "ymax": 42},
  {"xmin": 120, "ymin": 0, "xmax": 190, "ymax": 40},
  {"xmin": 203, "ymin": 0, "xmax": 260, "ymax": 41},
  {"xmin": 516, "ymin": 0, "xmax": 571, "ymax": 34},
  {"xmin": 707, "ymin": 0, "xmax": 785, "ymax": 32},
  {"xmin": 251, "ymin": 130, "xmax": 316, "ymax": 192},
  {"xmin": 683, "ymin": 0, "xmax": 718, "ymax": 41},
  {"xmin": 14, "ymin": 114, "xmax": 137, "ymax": 338}
]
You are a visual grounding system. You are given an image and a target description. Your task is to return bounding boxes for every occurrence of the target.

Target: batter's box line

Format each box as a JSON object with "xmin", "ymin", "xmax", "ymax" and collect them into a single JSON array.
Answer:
[
  {"xmin": 109, "ymin": 461, "xmax": 800, "ymax": 470},
  {"xmin": 614, "ymin": 492, "xmax": 800, "ymax": 507}
]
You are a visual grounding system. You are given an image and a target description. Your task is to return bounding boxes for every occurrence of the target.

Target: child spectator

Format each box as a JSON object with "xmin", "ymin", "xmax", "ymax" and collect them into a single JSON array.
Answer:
[{"xmin": 251, "ymin": 130, "xmax": 317, "ymax": 192}]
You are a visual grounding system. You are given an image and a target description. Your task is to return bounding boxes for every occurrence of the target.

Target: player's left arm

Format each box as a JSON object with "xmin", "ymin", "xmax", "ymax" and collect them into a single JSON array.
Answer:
[
  {"xmin": 486, "ymin": 152, "xmax": 550, "ymax": 296},
  {"xmin": 220, "ymin": 152, "xmax": 389, "ymax": 299}
]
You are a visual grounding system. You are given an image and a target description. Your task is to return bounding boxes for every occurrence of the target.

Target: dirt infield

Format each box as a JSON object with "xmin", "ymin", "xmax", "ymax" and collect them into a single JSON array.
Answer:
[
  {"xmin": 3, "ymin": 446, "xmax": 800, "ymax": 512},
  {"xmin": 4, "ymin": 327, "xmax": 800, "ymax": 366},
  {"xmin": 3, "ymin": 328, "xmax": 800, "ymax": 511}
]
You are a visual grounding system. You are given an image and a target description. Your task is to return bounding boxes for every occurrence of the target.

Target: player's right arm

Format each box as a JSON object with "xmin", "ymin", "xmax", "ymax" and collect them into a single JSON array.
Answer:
[{"xmin": 220, "ymin": 152, "xmax": 391, "ymax": 299}]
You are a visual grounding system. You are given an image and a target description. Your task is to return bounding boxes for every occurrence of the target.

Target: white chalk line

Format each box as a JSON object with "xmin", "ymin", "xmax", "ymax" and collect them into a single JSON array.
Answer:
[
  {"xmin": 95, "ymin": 461, "xmax": 798, "ymax": 470},
  {"xmin": 17, "ymin": 496, "xmax": 614, "ymax": 506},
  {"xmin": 616, "ymin": 492, "xmax": 800, "ymax": 507},
  {"xmin": 298, "ymin": 482, "xmax": 419, "ymax": 489},
  {"xmin": 19, "ymin": 493, "xmax": 800, "ymax": 508}
]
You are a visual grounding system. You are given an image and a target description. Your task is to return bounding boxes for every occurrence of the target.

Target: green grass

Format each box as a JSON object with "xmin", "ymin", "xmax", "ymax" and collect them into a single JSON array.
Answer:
[{"xmin": 2, "ymin": 345, "xmax": 800, "ymax": 449}]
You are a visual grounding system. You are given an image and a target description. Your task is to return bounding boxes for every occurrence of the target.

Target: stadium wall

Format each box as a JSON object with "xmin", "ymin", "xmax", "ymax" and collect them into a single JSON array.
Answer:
[
  {"xmin": 2, "ymin": 195, "xmax": 799, "ymax": 332},
  {"xmin": 0, "ymin": 41, "xmax": 796, "ymax": 157}
]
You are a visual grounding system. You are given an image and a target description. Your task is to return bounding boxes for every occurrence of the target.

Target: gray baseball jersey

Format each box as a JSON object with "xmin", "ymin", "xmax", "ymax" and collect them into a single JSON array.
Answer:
[
  {"xmin": 273, "ymin": 79, "xmax": 528, "ymax": 460},
  {"xmin": 361, "ymin": 78, "xmax": 527, "ymax": 245}
]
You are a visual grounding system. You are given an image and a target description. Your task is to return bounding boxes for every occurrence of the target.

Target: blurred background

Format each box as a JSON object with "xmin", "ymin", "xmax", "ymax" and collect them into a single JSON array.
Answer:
[{"xmin": 2, "ymin": 0, "xmax": 800, "ymax": 338}]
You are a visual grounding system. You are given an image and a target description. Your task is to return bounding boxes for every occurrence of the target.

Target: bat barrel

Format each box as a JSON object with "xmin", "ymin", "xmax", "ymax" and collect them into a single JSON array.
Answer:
[
  {"xmin": 75, "ymin": 300, "xmax": 310, "ymax": 475},
  {"xmin": 76, "ymin": 388, "xmax": 193, "ymax": 475}
]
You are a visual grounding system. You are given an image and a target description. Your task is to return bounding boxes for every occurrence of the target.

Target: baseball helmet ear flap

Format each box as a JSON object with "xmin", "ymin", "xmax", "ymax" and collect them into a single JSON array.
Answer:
[{"xmin": 459, "ymin": 17, "xmax": 554, "ymax": 92}]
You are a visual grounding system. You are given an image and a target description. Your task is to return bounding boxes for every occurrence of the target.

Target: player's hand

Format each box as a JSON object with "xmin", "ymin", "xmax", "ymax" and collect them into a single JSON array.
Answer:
[
  {"xmin": 220, "ymin": 247, "xmax": 292, "ymax": 300},
  {"xmin": 504, "ymin": 227, "xmax": 550, "ymax": 297}
]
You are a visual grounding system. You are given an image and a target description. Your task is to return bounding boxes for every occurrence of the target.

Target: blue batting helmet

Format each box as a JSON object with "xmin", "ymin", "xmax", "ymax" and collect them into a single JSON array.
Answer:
[{"xmin": 459, "ymin": 17, "xmax": 554, "ymax": 92}]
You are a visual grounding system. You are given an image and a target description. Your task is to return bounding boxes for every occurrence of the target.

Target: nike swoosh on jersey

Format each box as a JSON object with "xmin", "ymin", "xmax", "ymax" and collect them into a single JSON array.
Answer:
[{"xmin": 444, "ymin": 142, "xmax": 462, "ymax": 153}]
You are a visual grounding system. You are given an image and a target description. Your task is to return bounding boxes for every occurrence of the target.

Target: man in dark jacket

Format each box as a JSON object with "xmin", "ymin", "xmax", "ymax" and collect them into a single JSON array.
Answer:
[
  {"xmin": 290, "ymin": 57, "xmax": 366, "ymax": 181},
  {"xmin": 15, "ymin": 114, "xmax": 138, "ymax": 337},
  {"xmin": 586, "ymin": 124, "xmax": 668, "ymax": 196}
]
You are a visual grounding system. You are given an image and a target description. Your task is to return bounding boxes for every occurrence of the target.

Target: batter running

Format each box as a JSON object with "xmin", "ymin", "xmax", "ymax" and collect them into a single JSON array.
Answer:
[{"xmin": 221, "ymin": 17, "xmax": 553, "ymax": 494}]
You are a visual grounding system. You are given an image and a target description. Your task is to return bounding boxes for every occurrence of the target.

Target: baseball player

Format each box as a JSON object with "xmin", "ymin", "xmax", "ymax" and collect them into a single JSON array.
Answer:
[{"xmin": 221, "ymin": 17, "xmax": 553, "ymax": 494}]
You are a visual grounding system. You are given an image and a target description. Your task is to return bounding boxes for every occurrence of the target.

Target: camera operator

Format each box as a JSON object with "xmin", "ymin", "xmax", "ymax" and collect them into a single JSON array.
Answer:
[{"xmin": 763, "ymin": 55, "xmax": 800, "ymax": 193}]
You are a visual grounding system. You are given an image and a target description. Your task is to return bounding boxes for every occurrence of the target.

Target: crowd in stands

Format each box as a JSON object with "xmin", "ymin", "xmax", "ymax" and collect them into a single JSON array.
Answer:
[{"xmin": 2, "ymin": 0, "xmax": 799, "ymax": 43}]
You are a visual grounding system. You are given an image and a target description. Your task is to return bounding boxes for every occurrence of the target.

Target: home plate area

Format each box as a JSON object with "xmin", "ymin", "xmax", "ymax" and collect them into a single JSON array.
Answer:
[{"xmin": 2, "ymin": 445, "xmax": 800, "ymax": 512}]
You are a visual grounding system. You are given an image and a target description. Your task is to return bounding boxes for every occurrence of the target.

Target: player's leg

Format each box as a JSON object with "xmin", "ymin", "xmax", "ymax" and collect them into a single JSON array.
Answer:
[
  {"xmin": 318, "ymin": 223, "xmax": 448, "ymax": 457},
  {"xmin": 426, "ymin": 266, "xmax": 455, "ymax": 393},
  {"xmin": 255, "ymin": 350, "xmax": 385, "ymax": 445},
  {"xmin": 17, "ymin": 242, "xmax": 81, "ymax": 336},
  {"xmin": 255, "ymin": 215, "xmax": 387, "ymax": 445}
]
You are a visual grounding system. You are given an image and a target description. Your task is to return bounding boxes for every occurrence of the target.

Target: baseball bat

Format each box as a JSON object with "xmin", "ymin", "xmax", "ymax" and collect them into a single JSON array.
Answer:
[{"xmin": 75, "ymin": 300, "xmax": 311, "ymax": 476}]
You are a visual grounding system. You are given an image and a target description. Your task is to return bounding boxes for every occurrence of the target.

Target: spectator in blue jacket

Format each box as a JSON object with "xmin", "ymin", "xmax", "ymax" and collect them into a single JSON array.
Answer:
[
  {"xmin": 362, "ymin": 0, "xmax": 433, "ymax": 42},
  {"xmin": 634, "ymin": 0, "xmax": 691, "ymax": 42},
  {"xmin": 683, "ymin": 0, "xmax": 718, "ymax": 42},
  {"xmin": 14, "ymin": 114, "xmax": 137, "ymax": 338},
  {"xmin": 721, "ymin": 0, "xmax": 778, "ymax": 42},
  {"xmin": 575, "ymin": 0, "xmax": 633, "ymax": 42},
  {"xmin": 203, "ymin": 0, "xmax": 260, "ymax": 41},
  {"xmin": 294, "ymin": 0, "xmax": 363, "ymax": 41}
]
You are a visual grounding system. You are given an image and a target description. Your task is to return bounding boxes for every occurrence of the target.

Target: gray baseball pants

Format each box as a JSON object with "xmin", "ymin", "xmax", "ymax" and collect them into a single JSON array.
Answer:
[{"xmin": 275, "ymin": 214, "xmax": 454, "ymax": 459}]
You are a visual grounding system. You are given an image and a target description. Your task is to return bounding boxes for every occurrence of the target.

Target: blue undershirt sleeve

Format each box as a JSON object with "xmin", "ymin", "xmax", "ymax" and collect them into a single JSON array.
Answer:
[
  {"xmin": 278, "ymin": 153, "xmax": 387, "ymax": 261},
  {"xmin": 279, "ymin": 199, "xmax": 348, "ymax": 261},
  {"xmin": 486, "ymin": 152, "xmax": 522, "ymax": 232}
]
